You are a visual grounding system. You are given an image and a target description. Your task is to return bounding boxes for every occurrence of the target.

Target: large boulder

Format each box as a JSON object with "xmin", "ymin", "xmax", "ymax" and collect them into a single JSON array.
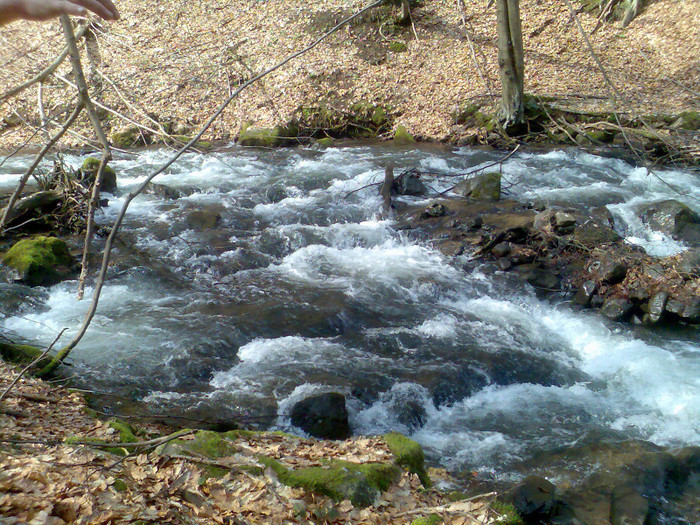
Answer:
[
  {"xmin": 79, "ymin": 157, "xmax": 117, "ymax": 194},
  {"xmin": 640, "ymin": 200, "xmax": 700, "ymax": 244},
  {"xmin": 511, "ymin": 475, "xmax": 558, "ymax": 520},
  {"xmin": 290, "ymin": 392, "xmax": 351, "ymax": 440},
  {"xmin": 454, "ymin": 172, "xmax": 501, "ymax": 200},
  {"xmin": 1, "ymin": 236, "xmax": 75, "ymax": 286},
  {"xmin": 0, "ymin": 190, "xmax": 62, "ymax": 227}
]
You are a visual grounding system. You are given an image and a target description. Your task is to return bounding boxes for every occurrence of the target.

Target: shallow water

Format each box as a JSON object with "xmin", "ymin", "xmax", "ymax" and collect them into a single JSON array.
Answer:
[{"xmin": 1, "ymin": 144, "xmax": 699, "ymax": 480}]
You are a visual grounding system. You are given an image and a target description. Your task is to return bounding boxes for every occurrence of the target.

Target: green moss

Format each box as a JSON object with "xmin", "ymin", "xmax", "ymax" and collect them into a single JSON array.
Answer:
[
  {"xmin": 383, "ymin": 432, "xmax": 431, "ymax": 487},
  {"xmin": 112, "ymin": 479, "xmax": 128, "ymax": 492},
  {"xmin": 258, "ymin": 457, "xmax": 400, "ymax": 507},
  {"xmin": 673, "ymin": 111, "xmax": 700, "ymax": 131},
  {"xmin": 492, "ymin": 501, "xmax": 525, "ymax": 525},
  {"xmin": 108, "ymin": 420, "xmax": 138, "ymax": 443},
  {"xmin": 238, "ymin": 121, "xmax": 297, "ymax": 148},
  {"xmin": 0, "ymin": 342, "xmax": 52, "ymax": 369},
  {"xmin": 2, "ymin": 236, "xmax": 74, "ymax": 286},
  {"xmin": 65, "ymin": 436, "xmax": 129, "ymax": 456},
  {"xmin": 80, "ymin": 157, "xmax": 117, "ymax": 193},
  {"xmin": 451, "ymin": 103, "xmax": 483, "ymax": 125},
  {"xmin": 314, "ymin": 137, "xmax": 335, "ymax": 148},
  {"xmin": 411, "ymin": 514, "xmax": 443, "ymax": 525},
  {"xmin": 585, "ymin": 129, "xmax": 615, "ymax": 143},
  {"xmin": 110, "ymin": 126, "xmax": 148, "ymax": 148},
  {"xmin": 389, "ymin": 41, "xmax": 408, "ymax": 53},
  {"xmin": 394, "ymin": 124, "xmax": 416, "ymax": 144}
]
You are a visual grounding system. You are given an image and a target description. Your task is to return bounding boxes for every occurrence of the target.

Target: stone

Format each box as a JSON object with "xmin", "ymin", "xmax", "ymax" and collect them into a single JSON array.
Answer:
[
  {"xmin": 420, "ymin": 203, "xmax": 447, "ymax": 219},
  {"xmin": 290, "ymin": 392, "xmax": 351, "ymax": 440},
  {"xmin": 676, "ymin": 249, "xmax": 700, "ymax": 276},
  {"xmin": 145, "ymin": 182, "xmax": 192, "ymax": 200},
  {"xmin": 574, "ymin": 280, "xmax": 598, "ymax": 306},
  {"xmin": 393, "ymin": 124, "xmax": 416, "ymax": 144},
  {"xmin": 600, "ymin": 297, "xmax": 634, "ymax": 321},
  {"xmin": 534, "ymin": 209, "xmax": 555, "ymax": 232},
  {"xmin": 1, "ymin": 236, "xmax": 75, "ymax": 286},
  {"xmin": 640, "ymin": 200, "xmax": 700, "ymax": 238},
  {"xmin": 497, "ymin": 258, "xmax": 512, "ymax": 271},
  {"xmin": 392, "ymin": 172, "xmax": 426, "ymax": 196},
  {"xmin": 595, "ymin": 259, "xmax": 627, "ymax": 285},
  {"xmin": 491, "ymin": 242, "xmax": 512, "ymax": 258},
  {"xmin": 509, "ymin": 246, "xmax": 537, "ymax": 265},
  {"xmin": 610, "ymin": 485, "xmax": 649, "ymax": 525},
  {"xmin": 454, "ymin": 172, "xmax": 501, "ymax": 201},
  {"xmin": 384, "ymin": 432, "xmax": 431, "ymax": 488},
  {"xmin": 554, "ymin": 211, "xmax": 577, "ymax": 234},
  {"xmin": 512, "ymin": 475, "xmax": 557, "ymax": 519},
  {"xmin": 80, "ymin": 157, "xmax": 117, "ymax": 194},
  {"xmin": 591, "ymin": 206, "xmax": 615, "ymax": 228},
  {"xmin": 665, "ymin": 298, "xmax": 685, "ymax": 317},
  {"xmin": 645, "ymin": 291, "xmax": 669, "ymax": 324},
  {"xmin": 680, "ymin": 298, "xmax": 700, "ymax": 324},
  {"xmin": 185, "ymin": 210, "xmax": 221, "ymax": 230},
  {"xmin": 522, "ymin": 268, "xmax": 561, "ymax": 291},
  {"xmin": 110, "ymin": 126, "xmax": 149, "ymax": 148},
  {"xmin": 573, "ymin": 221, "xmax": 622, "ymax": 247}
]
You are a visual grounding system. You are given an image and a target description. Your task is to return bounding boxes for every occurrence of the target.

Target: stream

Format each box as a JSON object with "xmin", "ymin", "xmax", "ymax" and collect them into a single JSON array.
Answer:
[{"xmin": 1, "ymin": 144, "xmax": 699, "ymax": 508}]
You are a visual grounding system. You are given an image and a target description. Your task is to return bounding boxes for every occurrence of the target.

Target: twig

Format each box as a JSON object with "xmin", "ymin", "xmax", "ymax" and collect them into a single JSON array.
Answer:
[
  {"xmin": 59, "ymin": 15, "xmax": 113, "ymax": 301},
  {"xmin": 0, "ymin": 329, "xmax": 66, "ymax": 405},
  {"xmin": 37, "ymin": 0, "xmax": 388, "ymax": 376}
]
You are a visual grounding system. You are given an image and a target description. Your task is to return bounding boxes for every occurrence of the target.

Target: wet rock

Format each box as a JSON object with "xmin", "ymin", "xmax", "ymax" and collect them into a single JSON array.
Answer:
[
  {"xmin": 676, "ymin": 249, "xmax": 700, "ymax": 277},
  {"xmin": 573, "ymin": 221, "xmax": 622, "ymax": 247},
  {"xmin": 601, "ymin": 296, "xmax": 634, "ymax": 321},
  {"xmin": 420, "ymin": 203, "xmax": 447, "ymax": 219},
  {"xmin": 497, "ymin": 258, "xmax": 512, "ymax": 271},
  {"xmin": 680, "ymin": 298, "xmax": 700, "ymax": 324},
  {"xmin": 80, "ymin": 157, "xmax": 117, "ymax": 194},
  {"xmin": 610, "ymin": 485, "xmax": 649, "ymax": 525},
  {"xmin": 640, "ymin": 200, "xmax": 700, "ymax": 239},
  {"xmin": 554, "ymin": 211, "xmax": 577, "ymax": 234},
  {"xmin": 454, "ymin": 172, "xmax": 501, "ymax": 201},
  {"xmin": 491, "ymin": 242, "xmax": 512, "ymax": 258},
  {"xmin": 591, "ymin": 206, "xmax": 616, "ymax": 228},
  {"xmin": 392, "ymin": 172, "xmax": 426, "ymax": 196},
  {"xmin": 521, "ymin": 268, "xmax": 561, "ymax": 291},
  {"xmin": 145, "ymin": 182, "xmax": 195, "ymax": 200},
  {"xmin": 0, "ymin": 283, "xmax": 48, "ymax": 316},
  {"xmin": 508, "ymin": 246, "xmax": 537, "ymax": 265},
  {"xmin": 593, "ymin": 258, "xmax": 627, "ymax": 285},
  {"xmin": 574, "ymin": 280, "xmax": 598, "ymax": 306},
  {"xmin": 185, "ymin": 210, "xmax": 221, "ymax": 230},
  {"xmin": 1, "ymin": 236, "xmax": 75, "ymax": 286},
  {"xmin": 289, "ymin": 392, "xmax": 351, "ymax": 440},
  {"xmin": 644, "ymin": 291, "xmax": 669, "ymax": 324},
  {"xmin": 664, "ymin": 298, "xmax": 684, "ymax": 317},
  {"xmin": 512, "ymin": 475, "xmax": 557, "ymax": 519}
]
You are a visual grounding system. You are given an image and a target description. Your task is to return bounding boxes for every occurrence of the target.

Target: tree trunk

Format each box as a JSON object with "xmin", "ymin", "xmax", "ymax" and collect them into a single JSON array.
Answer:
[{"xmin": 496, "ymin": 0, "xmax": 524, "ymax": 129}]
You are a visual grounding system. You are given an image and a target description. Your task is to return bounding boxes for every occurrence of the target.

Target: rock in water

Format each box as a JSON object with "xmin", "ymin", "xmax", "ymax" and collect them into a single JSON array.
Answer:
[
  {"xmin": 512, "ymin": 475, "xmax": 557, "ymax": 519},
  {"xmin": 1, "ymin": 236, "xmax": 75, "ymax": 286},
  {"xmin": 454, "ymin": 172, "xmax": 501, "ymax": 200},
  {"xmin": 290, "ymin": 392, "xmax": 351, "ymax": 440}
]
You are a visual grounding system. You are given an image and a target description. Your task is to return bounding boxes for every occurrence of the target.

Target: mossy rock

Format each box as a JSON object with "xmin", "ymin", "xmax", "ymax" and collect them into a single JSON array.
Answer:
[
  {"xmin": 80, "ymin": 157, "xmax": 117, "ymax": 193},
  {"xmin": 411, "ymin": 514, "xmax": 443, "ymax": 525},
  {"xmin": 585, "ymin": 129, "xmax": 616, "ymax": 144},
  {"xmin": 394, "ymin": 124, "xmax": 416, "ymax": 144},
  {"xmin": 389, "ymin": 41, "xmax": 408, "ymax": 53},
  {"xmin": 383, "ymin": 432, "xmax": 431, "ymax": 487},
  {"xmin": 313, "ymin": 137, "xmax": 335, "ymax": 148},
  {"xmin": 671, "ymin": 111, "xmax": 700, "ymax": 131},
  {"xmin": 110, "ymin": 126, "xmax": 150, "ymax": 148},
  {"xmin": 451, "ymin": 103, "xmax": 483, "ymax": 125},
  {"xmin": 2, "ymin": 236, "xmax": 75, "ymax": 286},
  {"xmin": 492, "ymin": 500, "xmax": 525, "ymax": 525},
  {"xmin": 157, "ymin": 430, "xmax": 239, "ymax": 459},
  {"xmin": 0, "ymin": 342, "xmax": 53, "ymax": 370},
  {"xmin": 454, "ymin": 172, "xmax": 501, "ymax": 201},
  {"xmin": 260, "ymin": 457, "xmax": 401, "ymax": 508},
  {"xmin": 108, "ymin": 420, "xmax": 138, "ymax": 443},
  {"xmin": 238, "ymin": 122, "xmax": 298, "ymax": 148}
]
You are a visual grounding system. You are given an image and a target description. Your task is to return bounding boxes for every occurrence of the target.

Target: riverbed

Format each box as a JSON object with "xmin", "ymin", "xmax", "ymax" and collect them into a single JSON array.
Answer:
[{"xmin": 1, "ymin": 144, "xmax": 699, "ymax": 488}]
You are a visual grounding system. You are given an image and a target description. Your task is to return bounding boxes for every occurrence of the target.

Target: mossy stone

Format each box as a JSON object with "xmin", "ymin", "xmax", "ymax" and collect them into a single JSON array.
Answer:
[
  {"xmin": 110, "ymin": 126, "xmax": 148, "ymax": 148},
  {"xmin": 2, "ymin": 236, "xmax": 74, "ymax": 286},
  {"xmin": 238, "ymin": 124, "xmax": 284, "ymax": 147},
  {"xmin": 394, "ymin": 124, "xmax": 416, "ymax": 144},
  {"xmin": 0, "ymin": 342, "xmax": 52, "ymax": 369},
  {"xmin": 314, "ymin": 137, "xmax": 335, "ymax": 148},
  {"xmin": 585, "ymin": 129, "xmax": 615, "ymax": 143},
  {"xmin": 383, "ymin": 432, "xmax": 431, "ymax": 487},
  {"xmin": 672, "ymin": 111, "xmax": 700, "ymax": 131},
  {"xmin": 451, "ymin": 103, "xmax": 483, "ymax": 125},
  {"xmin": 112, "ymin": 479, "xmax": 128, "ymax": 492},
  {"xmin": 492, "ymin": 500, "xmax": 525, "ymax": 525},
  {"xmin": 80, "ymin": 157, "xmax": 117, "ymax": 193},
  {"xmin": 454, "ymin": 172, "xmax": 502, "ymax": 201},
  {"xmin": 108, "ymin": 420, "xmax": 138, "ymax": 443},
  {"xmin": 158, "ymin": 430, "xmax": 239, "ymax": 459},
  {"xmin": 259, "ymin": 457, "xmax": 400, "ymax": 508},
  {"xmin": 411, "ymin": 514, "xmax": 443, "ymax": 525},
  {"xmin": 389, "ymin": 41, "xmax": 408, "ymax": 53}
]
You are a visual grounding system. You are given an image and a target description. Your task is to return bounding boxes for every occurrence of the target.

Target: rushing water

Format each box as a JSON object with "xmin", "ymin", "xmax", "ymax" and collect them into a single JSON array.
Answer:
[{"xmin": 1, "ymin": 144, "xmax": 699, "ymax": 480}]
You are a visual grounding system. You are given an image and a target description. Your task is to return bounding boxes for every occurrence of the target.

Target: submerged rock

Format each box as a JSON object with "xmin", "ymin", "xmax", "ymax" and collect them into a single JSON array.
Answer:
[
  {"xmin": 640, "ymin": 199, "xmax": 700, "ymax": 243},
  {"xmin": 290, "ymin": 392, "xmax": 351, "ymax": 440}
]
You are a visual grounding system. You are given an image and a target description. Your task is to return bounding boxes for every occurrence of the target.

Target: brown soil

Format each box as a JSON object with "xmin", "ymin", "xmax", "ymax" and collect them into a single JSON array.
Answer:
[{"xmin": 0, "ymin": 0, "xmax": 698, "ymax": 150}]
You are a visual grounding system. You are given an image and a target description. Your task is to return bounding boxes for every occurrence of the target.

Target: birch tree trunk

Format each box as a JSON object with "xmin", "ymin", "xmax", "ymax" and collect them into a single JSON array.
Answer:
[{"xmin": 496, "ymin": 0, "xmax": 524, "ymax": 129}]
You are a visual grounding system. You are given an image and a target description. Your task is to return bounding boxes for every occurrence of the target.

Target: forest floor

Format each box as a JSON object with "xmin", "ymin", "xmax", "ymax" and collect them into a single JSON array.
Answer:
[{"xmin": 0, "ymin": 0, "xmax": 698, "ymax": 151}]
